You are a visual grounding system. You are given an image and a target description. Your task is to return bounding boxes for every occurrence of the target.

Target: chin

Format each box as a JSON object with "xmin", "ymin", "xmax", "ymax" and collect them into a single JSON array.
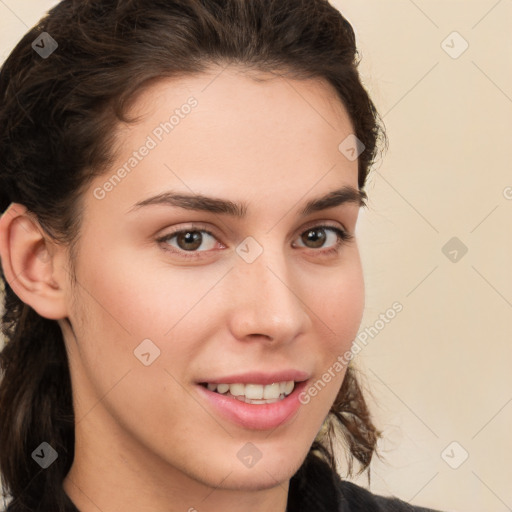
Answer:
[
  {"xmin": 217, "ymin": 465, "xmax": 299, "ymax": 491},
  {"xmin": 208, "ymin": 449, "xmax": 308, "ymax": 492}
]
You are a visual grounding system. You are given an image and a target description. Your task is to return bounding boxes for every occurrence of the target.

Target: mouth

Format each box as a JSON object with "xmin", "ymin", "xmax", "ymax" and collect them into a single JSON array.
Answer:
[
  {"xmin": 196, "ymin": 378, "xmax": 310, "ymax": 430},
  {"xmin": 198, "ymin": 380, "xmax": 296, "ymax": 405}
]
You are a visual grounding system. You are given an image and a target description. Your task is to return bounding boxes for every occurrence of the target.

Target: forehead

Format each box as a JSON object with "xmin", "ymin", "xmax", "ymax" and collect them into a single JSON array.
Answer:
[
  {"xmin": 126, "ymin": 64, "xmax": 352, "ymax": 122},
  {"xmin": 116, "ymin": 64, "xmax": 355, "ymax": 153},
  {"xmin": 85, "ymin": 66, "xmax": 359, "ymax": 221}
]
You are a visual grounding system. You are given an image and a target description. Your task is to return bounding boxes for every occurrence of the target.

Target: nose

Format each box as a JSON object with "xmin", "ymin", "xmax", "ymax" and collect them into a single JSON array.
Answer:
[{"xmin": 226, "ymin": 245, "xmax": 311, "ymax": 345}]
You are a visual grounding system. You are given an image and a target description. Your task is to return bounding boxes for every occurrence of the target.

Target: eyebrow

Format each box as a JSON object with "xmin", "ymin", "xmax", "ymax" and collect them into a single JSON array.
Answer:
[{"xmin": 128, "ymin": 185, "xmax": 367, "ymax": 217}]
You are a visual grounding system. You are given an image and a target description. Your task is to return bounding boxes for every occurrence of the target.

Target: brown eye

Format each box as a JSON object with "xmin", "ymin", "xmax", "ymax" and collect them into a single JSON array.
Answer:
[
  {"xmin": 301, "ymin": 227, "xmax": 328, "ymax": 249},
  {"xmin": 175, "ymin": 230, "xmax": 204, "ymax": 251},
  {"xmin": 157, "ymin": 227, "xmax": 220, "ymax": 259},
  {"xmin": 295, "ymin": 225, "xmax": 351, "ymax": 251}
]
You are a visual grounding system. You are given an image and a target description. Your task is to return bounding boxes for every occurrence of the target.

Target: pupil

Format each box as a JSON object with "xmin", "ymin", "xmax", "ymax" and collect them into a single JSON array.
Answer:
[
  {"xmin": 179, "ymin": 231, "xmax": 202, "ymax": 250},
  {"xmin": 304, "ymin": 228, "xmax": 325, "ymax": 248}
]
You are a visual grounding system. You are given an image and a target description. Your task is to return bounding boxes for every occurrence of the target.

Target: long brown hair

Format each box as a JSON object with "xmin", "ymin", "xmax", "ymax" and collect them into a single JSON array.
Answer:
[{"xmin": 0, "ymin": 1, "xmax": 387, "ymax": 510}]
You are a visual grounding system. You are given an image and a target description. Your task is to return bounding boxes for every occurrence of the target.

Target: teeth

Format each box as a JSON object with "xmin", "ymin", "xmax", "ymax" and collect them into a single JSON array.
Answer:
[
  {"xmin": 217, "ymin": 383, "xmax": 230, "ymax": 394},
  {"xmin": 263, "ymin": 382, "xmax": 281, "ymax": 399},
  {"xmin": 204, "ymin": 380, "xmax": 296, "ymax": 402},
  {"xmin": 283, "ymin": 381, "xmax": 294, "ymax": 395},
  {"xmin": 229, "ymin": 383, "xmax": 245, "ymax": 396},
  {"xmin": 245, "ymin": 384, "xmax": 264, "ymax": 400}
]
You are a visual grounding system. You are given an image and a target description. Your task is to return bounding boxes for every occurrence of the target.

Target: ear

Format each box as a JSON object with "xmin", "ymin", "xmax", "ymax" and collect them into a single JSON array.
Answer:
[{"xmin": 0, "ymin": 202, "xmax": 70, "ymax": 320}]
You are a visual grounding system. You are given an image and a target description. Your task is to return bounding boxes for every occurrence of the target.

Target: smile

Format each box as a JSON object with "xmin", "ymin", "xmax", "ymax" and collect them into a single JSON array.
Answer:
[{"xmin": 200, "ymin": 381, "xmax": 295, "ymax": 404}]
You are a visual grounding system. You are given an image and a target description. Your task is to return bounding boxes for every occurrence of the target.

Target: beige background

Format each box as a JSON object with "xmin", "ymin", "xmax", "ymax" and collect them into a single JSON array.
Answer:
[{"xmin": 1, "ymin": 1, "xmax": 511, "ymax": 511}]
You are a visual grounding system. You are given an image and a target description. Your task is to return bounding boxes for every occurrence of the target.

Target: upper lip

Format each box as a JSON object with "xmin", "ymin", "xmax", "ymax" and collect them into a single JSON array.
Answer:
[{"xmin": 198, "ymin": 370, "xmax": 310, "ymax": 385}]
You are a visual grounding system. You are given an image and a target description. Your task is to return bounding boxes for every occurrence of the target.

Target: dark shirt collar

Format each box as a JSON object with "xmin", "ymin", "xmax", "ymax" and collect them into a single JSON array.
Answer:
[{"xmin": 287, "ymin": 451, "xmax": 347, "ymax": 512}]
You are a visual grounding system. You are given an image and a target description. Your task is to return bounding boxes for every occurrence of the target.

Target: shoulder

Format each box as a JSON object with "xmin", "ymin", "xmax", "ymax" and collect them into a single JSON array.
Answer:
[{"xmin": 336, "ymin": 479, "xmax": 444, "ymax": 512}]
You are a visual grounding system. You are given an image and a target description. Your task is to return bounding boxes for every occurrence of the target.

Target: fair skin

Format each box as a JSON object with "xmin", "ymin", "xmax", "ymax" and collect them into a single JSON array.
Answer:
[{"xmin": 0, "ymin": 65, "xmax": 365, "ymax": 512}]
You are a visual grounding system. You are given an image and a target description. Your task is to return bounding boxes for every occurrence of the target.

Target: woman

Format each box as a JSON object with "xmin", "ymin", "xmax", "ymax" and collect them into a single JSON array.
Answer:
[{"xmin": 0, "ymin": 1, "xmax": 444, "ymax": 511}]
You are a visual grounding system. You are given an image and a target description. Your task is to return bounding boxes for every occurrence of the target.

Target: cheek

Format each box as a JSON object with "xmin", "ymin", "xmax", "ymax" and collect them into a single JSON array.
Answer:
[
  {"xmin": 66, "ymin": 250, "xmax": 167, "ymax": 389},
  {"xmin": 74, "ymin": 245, "xmax": 191, "ymax": 338},
  {"xmin": 67, "ymin": 255, "xmax": 199, "ymax": 440},
  {"xmin": 316, "ymin": 259, "xmax": 365, "ymax": 350},
  {"xmin": 304, "ymin": 257, "xmax": 364, "ymax": 410},
  {"xmin": 68, "ymin": 246, "xmax": 221, "ymax": 396}
]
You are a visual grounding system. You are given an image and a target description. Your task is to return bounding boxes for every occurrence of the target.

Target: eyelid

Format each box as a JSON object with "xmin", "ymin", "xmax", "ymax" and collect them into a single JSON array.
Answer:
[
  {"xmin": 299, "ymin": 218, "xmax": 349, "ymax": 235},
  {"xmin": 155, "ymin": 220, "xmax": 353, "ymax": 259},
  {"xmin": 156, "ymin": 221, "xmax": 350, "ymax": 243},
  {"xmin": 155, "ymin": 223, "xmax": 223, "ymax": 255}
]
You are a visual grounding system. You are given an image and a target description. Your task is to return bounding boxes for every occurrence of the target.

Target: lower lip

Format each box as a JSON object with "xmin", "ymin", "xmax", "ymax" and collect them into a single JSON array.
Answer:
[{"xmin": 196, "ymin": 380, "xmax": 309, "ymax": 431}]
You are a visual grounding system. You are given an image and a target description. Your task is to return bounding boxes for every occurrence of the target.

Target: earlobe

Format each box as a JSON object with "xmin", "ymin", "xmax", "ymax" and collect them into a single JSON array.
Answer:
[{"xmin": 0, "ymin": 202, "xmax": 69, "ymax": 320}]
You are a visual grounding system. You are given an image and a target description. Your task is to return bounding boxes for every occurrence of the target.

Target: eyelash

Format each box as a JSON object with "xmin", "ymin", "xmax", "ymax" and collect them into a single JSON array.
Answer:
[{"xmin": 156, "ymin": 223, "xmax": 354, "ymax": 260}]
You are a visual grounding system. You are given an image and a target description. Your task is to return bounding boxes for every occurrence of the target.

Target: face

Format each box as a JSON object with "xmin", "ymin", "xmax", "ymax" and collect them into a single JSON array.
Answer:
[{"xmin": 59, "ymin": 66, "xmax": 365, "ymax": 497}]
